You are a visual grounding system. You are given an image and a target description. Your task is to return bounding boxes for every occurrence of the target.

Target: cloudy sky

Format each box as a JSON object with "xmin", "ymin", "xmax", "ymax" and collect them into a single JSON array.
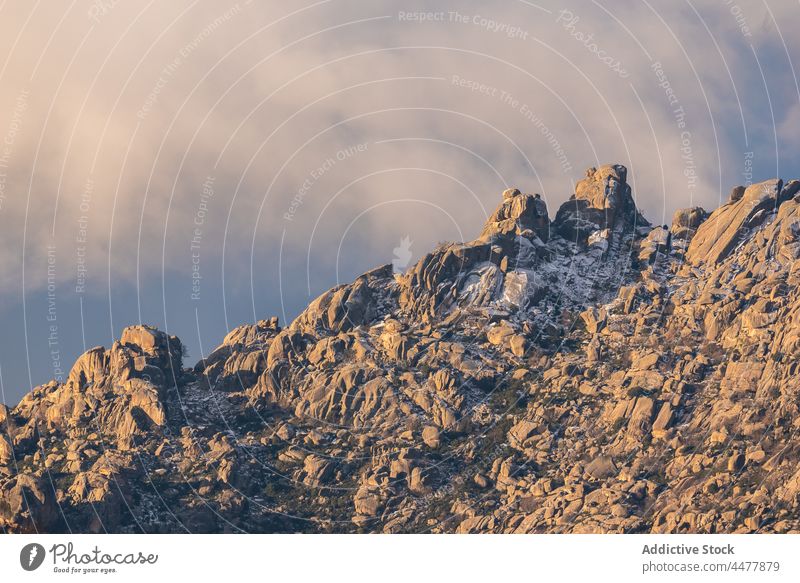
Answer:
[{"xmin": 0, "ymin": 0, "xmax": 797, "ymax": 403}]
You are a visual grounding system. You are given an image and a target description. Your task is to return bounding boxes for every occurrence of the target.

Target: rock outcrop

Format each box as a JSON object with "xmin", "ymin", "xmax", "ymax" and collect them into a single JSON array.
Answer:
[
  {"xmin": 553, "ymin": 164, "xmax": 648, "ymax": 243},
  {"xmin": 479, "ymin": 188, "xmax": 550, "ymax": 244},
  {"xmin": 3, "ymin": 166, "xmax": 800, "ymax": 534},
  {"xmin": 686, "ymin": 180, "xmax": 799, "ymax": 266}
]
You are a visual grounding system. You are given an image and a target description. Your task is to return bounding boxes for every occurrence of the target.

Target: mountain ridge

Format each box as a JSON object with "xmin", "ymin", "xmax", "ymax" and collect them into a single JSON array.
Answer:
[{"xmin": 3, "ymin": 163, "xmax": 800, "ymax": 533}]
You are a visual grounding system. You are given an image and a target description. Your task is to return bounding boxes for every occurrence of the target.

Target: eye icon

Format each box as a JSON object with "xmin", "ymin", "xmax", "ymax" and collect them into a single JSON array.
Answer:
[{"xmin": 20, "ymin": 543, "xmax": 46, "ymax": 571}]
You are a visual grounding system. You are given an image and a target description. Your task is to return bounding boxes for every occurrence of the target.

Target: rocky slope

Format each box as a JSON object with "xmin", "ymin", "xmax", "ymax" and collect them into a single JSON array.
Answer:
[{"xmin": 3, "ymin": 164, "xmax": 800, "ymax": 533}]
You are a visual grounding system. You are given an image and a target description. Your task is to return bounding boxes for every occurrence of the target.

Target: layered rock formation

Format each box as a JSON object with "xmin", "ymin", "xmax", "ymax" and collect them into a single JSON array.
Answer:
[{"xmin": 3, "ymin": 164, "xmax": 800, "ymax": 533}]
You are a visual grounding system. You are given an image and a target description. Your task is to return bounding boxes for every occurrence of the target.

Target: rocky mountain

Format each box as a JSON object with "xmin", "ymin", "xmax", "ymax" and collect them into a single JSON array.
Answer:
[{"xmin": 3, "ymin": 164, "xmax": 800, "ymax": 533}]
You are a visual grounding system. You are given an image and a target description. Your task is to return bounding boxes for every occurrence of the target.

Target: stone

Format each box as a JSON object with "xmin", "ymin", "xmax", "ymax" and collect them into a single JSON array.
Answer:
[
  {"xmin": 652, "ymin": 403, "xmax": 673, "ymax": 433},
  {"xmin": 486, "ymin": 321, "xmax": 515, "ymax": 346},
  {"xmin": 479, "ymin": 190, "xmax": 550, "ymax": 244},
  {"xmin": 728, "ymin": 453, "xmax": 745, "ymax": 472},
  {"xmin": 303, "ymin": 455, "xmax": 334, "ymax": 487},
  {"xmin": 639, "ymin": 226, "xmax": 671, "ymax": 264},
  {"xmin": 421, "ymin": 426, "xmax": 441, "ymax": 449},
  {"xmin": 581, "ymin": 308, "xmax": 607, "ymax": 334},
  {"xmin": 629, "ymin": 397, "xmax": 655, "ymax": 436},
  {"xmin": 276, "ymin": 423, "xmax": 295, "ymax": 441},
  {"xmin": 0, "ymin": 435, "xmax": 12, "ymax": 465},
  {"xmin": 508, "ymin": 420, "xmax": 540, "ymax": 449},
  {"xmin": 501, "ymin": 270, "xmax": 540, "ymax": 309},
  {"xmin": 686, "ymin": 179, "xmax": 783, "ymax": 266},
  {"xmin": 409, "ymin": 467, "xmax": 428, "ymax": 493},
  {"xmin": 636, "ymin": 353, "xmax": 659, "ymax": 370},
  {"xmin": 353, "ymin": 485, "xmax": 383, "ymax": 518},
  {"xmin": 585, "ymin": 456, "xmax": 617, "ymax": 480},
  {"xmin": 0, "ymin": 474, "xmax": 59, "ymax": 532},
  {"xmin": 121, "ymin": 325, "xmax": 163, "ymax": 352},
  {"xmin": 3, "ymin": 161, "xmax": 800, "ymax": 536},
  {"xmin": 509, "ymin": 334, "xmax": 526, "ymax": 357},
  {"xmin": 671, "ymin": 206, "xmax": 707, "ymax": 240}
]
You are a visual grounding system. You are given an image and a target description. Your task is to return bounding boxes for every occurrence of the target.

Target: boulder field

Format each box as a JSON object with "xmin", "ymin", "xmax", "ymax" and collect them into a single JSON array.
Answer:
[{"xmin": 3, "ymin": 164, "xmax": 800, "ymax": 533}]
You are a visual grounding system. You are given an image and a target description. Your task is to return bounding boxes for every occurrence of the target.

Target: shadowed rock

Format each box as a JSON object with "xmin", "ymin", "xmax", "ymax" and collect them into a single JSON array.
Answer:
[{"xmin": 553, "ymin": 164, "xmax": 647, "ymax": 243}]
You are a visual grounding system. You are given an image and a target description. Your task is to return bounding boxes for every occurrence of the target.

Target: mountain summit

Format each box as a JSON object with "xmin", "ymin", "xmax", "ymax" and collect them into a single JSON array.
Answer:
[{"xmin": 3, "ymin": 164, "xmax": 800, "ymax": 533}]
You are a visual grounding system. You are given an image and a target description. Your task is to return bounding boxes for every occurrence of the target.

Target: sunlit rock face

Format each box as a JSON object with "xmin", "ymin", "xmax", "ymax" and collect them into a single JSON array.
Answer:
[{"xmin": 4, "ymin": 164, "xmax": 800, "ymax": 534}]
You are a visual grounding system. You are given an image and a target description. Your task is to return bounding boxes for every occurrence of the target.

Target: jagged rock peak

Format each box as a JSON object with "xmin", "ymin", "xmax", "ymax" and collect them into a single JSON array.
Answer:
[
  {"xmin": 10, "ymin": 162, "xmax": 800, "ymax": 535},
  {"xmin": 686, "ymin": 178, "xmax": 800, "ymax": 266},
  {"xmin": 479, "ymin": 188, "xmax": 550, "ymax": 243},
  {"xmin": 576, "ymin": 164, "xmax": 629, "ymax": 210},
  {"xmin": 553, "ymin": 164, "xmax": 647, "ymax": 243}
]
